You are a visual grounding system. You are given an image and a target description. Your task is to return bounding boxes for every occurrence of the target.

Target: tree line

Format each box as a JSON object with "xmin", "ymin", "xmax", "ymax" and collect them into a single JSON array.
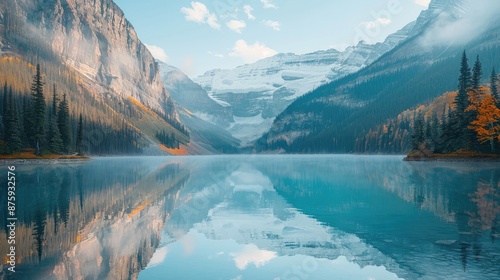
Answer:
[
  {"xmin": 411, "ymin": 51, "xmax": 500, "ymax": 154},
  {"xmin": 0, "ymin": 64, "xmax": 84, "ymax": 155}
]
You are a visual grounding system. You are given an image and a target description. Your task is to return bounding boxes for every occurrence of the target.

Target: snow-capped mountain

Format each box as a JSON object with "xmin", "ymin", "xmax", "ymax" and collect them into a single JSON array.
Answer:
[
  {"xmin": 193, "ymin": 22, "xmax": 416, "ymax": 146},
  {"xmin": 258, "ymin": 0, "xmax": 500, "ymax": 153}
]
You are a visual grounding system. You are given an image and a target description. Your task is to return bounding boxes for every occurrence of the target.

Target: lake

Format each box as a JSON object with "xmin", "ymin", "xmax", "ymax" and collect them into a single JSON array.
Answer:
[{"xmin": 1, "ymin": 155, "xmax": 499, "ymax": 280}]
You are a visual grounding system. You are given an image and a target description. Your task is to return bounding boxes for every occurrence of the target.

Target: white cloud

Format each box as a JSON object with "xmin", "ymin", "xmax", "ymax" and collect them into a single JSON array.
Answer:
[
  {"xmin": 243, "ymin": 5, "xmax": 256, "ymax": 20},
  {"xmin": 414, "ymin": 0, "xmax": 431, "ymax": 8},
  {"xmin": 208, "ymin": 51, "xmax": 224, "ymax": 58},
  {"xmin": 226, "ymin": 20, "xmax": 247, "ymax": 33},
  {"xmin": 144, "ymin": 44, "xmax": 168, "ymax": 63},
  {"xmin": 207, "ymin": 13, "xmax": 221, "ymax": 29},
  {"xmin": 263, "ymin": 20, "xmax": 280, "ymax": 31},
  {"xmin": 261, "ymin": 0, "xmax": 278, "ymax": 9},
  {"xmin": 230, "ymin": 244, "xmax": 277, "ymax": 270},
  {"xmin": 181, "ymin": 2, "xmax": 220, "ymax": 29},
  {"xmin": 181, "ymin": 2, "xmax": 208, "ymax": 23},
  {"xmin": 146, "ymin": 247, "xmax": 169, "ymax": 268},
  {"xmin": 229, "ymin": 40, "xmax": 277, "ymax": 63},
  {"xmin": 359, "ymin": 17, "xmax": 391, "ymax": 30}
]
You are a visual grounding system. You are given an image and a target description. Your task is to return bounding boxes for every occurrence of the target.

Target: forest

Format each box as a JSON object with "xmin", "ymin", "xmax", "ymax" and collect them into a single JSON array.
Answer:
[
  {"xmin": 0, "ymin": 60, "xmax": 146, "ymax": 156},
  {"xmin": 359, "ymin": 51, "xmax": 500, "ymax": 156},
  {"xmin": 0, "ymin": 58, "xmax": 182, "ymax": 156},
  {"xmin": 409, "ymin": 52, "xmax": 500, "ymax": 155}
]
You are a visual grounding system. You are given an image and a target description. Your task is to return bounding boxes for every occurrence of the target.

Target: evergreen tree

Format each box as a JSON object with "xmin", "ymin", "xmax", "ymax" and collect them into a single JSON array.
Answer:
[
  {"xmin": 453, "ymin": 51, "xmax": 473, "ymax": 151},
  {"xmin": 424, "ymin": 119, "xmax": 431, "ymax": 139},
  {"xmin": 411, "ymin": 114, "xmax": 425, "ymax": 151},
  {"xmin": 456, "ymin": 51, "xmax": 472, "ymax": 113},
  {"xmin": 2, "ymin": 82, "xmax": 7, "ymax": 115},
  {"xmin": 5, "ymin": 87, "xmax": 23, "ymax": 153},
  {"xmin": 1, "ymin": 82, "xmax": 7, "ymax": 138},
  {"xmin": 472, "ymin": 55, "xmax": 483, "ymax": 90},
  {"xmin": 22, "ymin": 96, "xmax": 34, "ymax": 147},
  {"xmin": 491, "ymin": 68, "xmax": 498, "ymax": 101},
  {"xmin": 431, "ymin": 110, "xmax": 439, "ymax": 149},
  {"xmin": 76, "ymin": 113, "xmax": 83, "ymax": 155},
  {"xmin": 47, "ymin": 114, "xmax": 63, "ymax": 154},
  {"xmin": 57, "ymin": 93, "xmax": 71, "ymax": 153},
  {"xmin": 46, "ymin": 83, "xmax": 64, "ymax": 154},
  {"xmin": 435, "ymin": 106, "xmax": 448, "ymax": 153},
  {"xmin": 440, "ymin": 106, "xmax": 457, "ymax": 153},
  {"xmin": 52, "ymin": 84, "xmax": 58, "ymax": 116},
  {"xmin": 30, "ymin": 63, "xmax": 46, "ymax": 155}
]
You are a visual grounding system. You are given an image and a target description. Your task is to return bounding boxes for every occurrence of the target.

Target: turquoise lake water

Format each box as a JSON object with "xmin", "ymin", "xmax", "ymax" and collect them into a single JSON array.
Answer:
[{"xmin": 1, "ymin": 155, "xmax": 499, "ymax": 279}]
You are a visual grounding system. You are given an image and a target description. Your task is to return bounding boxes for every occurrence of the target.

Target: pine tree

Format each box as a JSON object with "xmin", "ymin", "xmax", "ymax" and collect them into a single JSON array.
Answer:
[
  {"xmin": 23, "ymin": 96, "xmax": 34, "ymax": 147},
  {"xmin": 491, "ymin": 68, "xmax": 498, "ymax": 101},
  {"xmin": 30, "ymin": 63, "xmax": 46, "ymax": 155},
  {"xmin": 456, "ymin": 51, "xmax": 472, "ymax": 111},
  {"xmin": 411, "ymin": 114, "xmax": 425, "ymax": 151},
  {"xmin": 453, "ymin": 51, "xmax": 473, "ymax": 151},
  {"xmin": 1, "ymin": 82, "xmax": 7, "ymax": 139},
  {"xmin": 431, "ymin": 110, "xmax": 439, "ymax": 149},
  {"xmin": 76, "ymin": 113, "xmax": 83, "ymax": 155},
  {"xmin": 52, "ymin": 84, "xmax": 58, "ymax": 116},
  {"xmin": 2, "ymin": 82, "xmax": 7, "ymax": 115},
  {"xmin": 46, "ymin": 83, "xmax": 64, "ymax": 154},
  {"xmin": 436, "ymin": 106, "xmax": 448, "ymax": 153},
  {"xmin": 5, "ymin": 87, "xmax": 23, "ymax": 153},
  {"xmin": 47, "ymin": 114, "xmax": 63, "ymax": 154},
  {"xmin": 439, "ymin": 105, "xmax": 457, "ymax": 153},
  {"xmin": 57, "ymin": 93, "xmax": 71, "ymax": 153},
  {"xmin": 425, "ymin": 118, "xmax": 432, "ymax": 142},
  {"xmin": 472, "ymin": 55, "xmax": 483, "ymax": 90}
]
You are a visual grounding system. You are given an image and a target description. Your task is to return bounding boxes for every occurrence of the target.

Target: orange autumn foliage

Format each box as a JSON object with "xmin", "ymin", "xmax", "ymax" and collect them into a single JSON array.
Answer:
[{"xmin": 466, "ymin": 86, "xmax": 500, "ymax": 149}]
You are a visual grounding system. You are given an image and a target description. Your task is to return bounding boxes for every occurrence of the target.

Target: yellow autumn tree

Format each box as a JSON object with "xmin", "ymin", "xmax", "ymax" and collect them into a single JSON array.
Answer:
[{"xmin": 466, "ymin": 86, "xmax": 500, "ymax": 152}]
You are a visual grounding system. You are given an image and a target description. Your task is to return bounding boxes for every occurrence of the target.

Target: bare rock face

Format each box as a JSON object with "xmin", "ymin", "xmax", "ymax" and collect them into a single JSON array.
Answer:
[{"xmin": 1, "ymin": 0, "xmax": 176, "ymax": 119}]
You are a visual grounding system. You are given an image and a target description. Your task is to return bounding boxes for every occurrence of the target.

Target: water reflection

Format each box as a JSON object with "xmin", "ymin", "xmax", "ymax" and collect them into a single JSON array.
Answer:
[
  {"xmin": 255, "ymin": 156, "xmax": 500, "ymax": 279},
  {"xmin": 0, "ymin": 158, "xmax": 190, "ymax": 280},
  {"xmin": 140, "ymin": 157, "xmax": 403, "ymax": 280},
  {"xmin": 1, "ymin": 155, "xmax": 499, "ymax": 280}
]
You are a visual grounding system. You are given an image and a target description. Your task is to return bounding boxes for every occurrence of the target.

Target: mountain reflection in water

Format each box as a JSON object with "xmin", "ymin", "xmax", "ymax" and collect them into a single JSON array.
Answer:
[{"xmin": 1, "ymin": 155, "xmax": 499, "ymax": 280}]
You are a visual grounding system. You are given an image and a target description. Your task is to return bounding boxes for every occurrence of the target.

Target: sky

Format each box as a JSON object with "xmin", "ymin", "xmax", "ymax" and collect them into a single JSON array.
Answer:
[{"xmin": 114, "ymin": 0, "xmax": 430, "ymax": 78}]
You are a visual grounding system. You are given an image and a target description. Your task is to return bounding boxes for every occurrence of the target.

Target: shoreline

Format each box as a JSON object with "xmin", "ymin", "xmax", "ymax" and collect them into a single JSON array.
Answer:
[
  {"xmin": 403, "ymin": 155, "xmax": 500, "ymax": 162},
  {"xmin": 0, "ymin": 157, "xmax": 91, "ymax": 165}
]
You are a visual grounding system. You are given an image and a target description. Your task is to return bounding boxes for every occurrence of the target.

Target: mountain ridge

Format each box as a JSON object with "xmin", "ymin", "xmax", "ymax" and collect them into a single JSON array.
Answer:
[
  {"xmin": 192, "ymin": 18, "xmax": 418, "ymax": 146},
  {"xmin": 257, "ymin": 0, "xmax": 500, "ymax": 153}
]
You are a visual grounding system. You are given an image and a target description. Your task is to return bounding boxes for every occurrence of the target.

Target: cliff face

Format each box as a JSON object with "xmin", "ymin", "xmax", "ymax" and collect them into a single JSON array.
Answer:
[{"xmin": 0, "ymin": 0, "xmax": 176, "ymax": 119}]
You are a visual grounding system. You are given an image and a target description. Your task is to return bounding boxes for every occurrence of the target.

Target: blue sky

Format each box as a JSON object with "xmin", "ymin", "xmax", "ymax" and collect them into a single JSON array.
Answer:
[{"xmin": 114, "ymin": 0, "xmax": 430, "ymax": 77}]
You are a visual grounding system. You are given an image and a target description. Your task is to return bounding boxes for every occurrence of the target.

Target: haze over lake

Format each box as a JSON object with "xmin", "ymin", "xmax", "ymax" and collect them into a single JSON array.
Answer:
[{"xmin": 1, "ymin": 155, "xmax": 499, "ymax": 279}]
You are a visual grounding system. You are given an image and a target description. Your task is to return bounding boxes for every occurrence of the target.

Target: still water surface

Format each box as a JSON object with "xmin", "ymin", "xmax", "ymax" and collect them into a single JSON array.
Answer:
[{"xmin": 1, "ymin": 155, "xmax": 499, "ymax": 280}]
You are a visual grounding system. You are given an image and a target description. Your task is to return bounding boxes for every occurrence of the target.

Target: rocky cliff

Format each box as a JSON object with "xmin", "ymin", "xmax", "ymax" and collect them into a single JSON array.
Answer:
[{"xmin": 0, "ymin": 0, "xmax": 176, "ymax": 119}]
